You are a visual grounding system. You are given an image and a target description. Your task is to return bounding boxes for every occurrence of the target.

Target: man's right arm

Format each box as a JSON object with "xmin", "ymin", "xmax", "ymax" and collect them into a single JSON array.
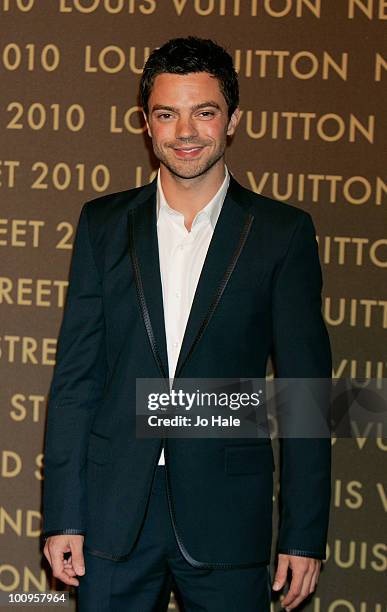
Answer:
[{"xmin": 42, "ymin": 201, "xmax": 107, "ymax": 540}]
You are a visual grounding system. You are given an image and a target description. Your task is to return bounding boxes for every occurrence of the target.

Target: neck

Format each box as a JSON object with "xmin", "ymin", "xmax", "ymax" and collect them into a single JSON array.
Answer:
[{"xmin": 159, "ymin": 159, "xmax": 226, "ymax": 218}]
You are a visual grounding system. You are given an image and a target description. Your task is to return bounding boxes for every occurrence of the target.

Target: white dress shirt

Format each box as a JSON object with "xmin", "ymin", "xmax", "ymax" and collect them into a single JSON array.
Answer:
[{"xmin": 156, "ymin": 166, "xmax": 230, "ymax": 465}]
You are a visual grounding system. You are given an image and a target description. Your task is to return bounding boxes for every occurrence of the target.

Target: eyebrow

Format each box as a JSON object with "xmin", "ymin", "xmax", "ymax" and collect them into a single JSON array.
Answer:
[{"xmin": 151, "ymin": 101, "xmax": 222, "ymax": 113}]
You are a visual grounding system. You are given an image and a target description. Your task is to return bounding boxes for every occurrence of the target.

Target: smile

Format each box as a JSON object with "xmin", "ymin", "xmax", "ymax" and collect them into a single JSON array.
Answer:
[{"xmin": 172, "ymin": 147, "xmax": 204, "ymax": 158}]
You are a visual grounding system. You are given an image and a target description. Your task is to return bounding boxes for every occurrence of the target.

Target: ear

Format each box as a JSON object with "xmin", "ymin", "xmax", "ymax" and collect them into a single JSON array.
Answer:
[
  {"xmin": 226, "ymin": 107, "xmax": 241, "ymax": 136},
  {"xmin": 142, "ymin": 109, "xmax": 152, "ymax": 138}
]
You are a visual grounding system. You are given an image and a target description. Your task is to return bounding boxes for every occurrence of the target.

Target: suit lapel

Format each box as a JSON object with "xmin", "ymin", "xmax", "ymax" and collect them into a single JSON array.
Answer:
[
  {"xmin": 128, "ymin": 176, "xmax": 254, "ymax": 381},
  {"xmin": 128, "ymin": 181, "xmax": 169, "ymax": 380},
  {"xmin": 174, "ymin": 179, "xmax": 254, "ymax": 378}
]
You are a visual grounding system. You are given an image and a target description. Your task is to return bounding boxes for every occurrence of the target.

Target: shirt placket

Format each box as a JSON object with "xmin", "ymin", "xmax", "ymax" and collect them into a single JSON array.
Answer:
[{"xmin": 166, "ymin": 217, "xmax": 192, "ymax": 379}]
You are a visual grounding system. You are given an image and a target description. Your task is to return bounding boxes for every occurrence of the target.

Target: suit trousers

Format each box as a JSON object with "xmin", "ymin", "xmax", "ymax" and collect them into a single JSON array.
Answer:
[{"xmin": 77, "ymin": 466, "xmax": 272, "ymax": 611}]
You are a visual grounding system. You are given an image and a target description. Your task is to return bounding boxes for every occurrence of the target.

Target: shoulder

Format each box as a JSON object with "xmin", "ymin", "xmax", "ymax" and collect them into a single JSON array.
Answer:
[
  {"xmin": 231, "ymin": 176, "xmax": 311, "ymax": 226},
  {"xmin": 77, "ymin": 181, "xmax": 156, "ymax": 243},
  {"xmin": 229, "ymin": 176, "xmax": 315, "ymax": 243},
  {"xmin": 83, "ymin": 181, "xmax": 156, "ymax": 221}
]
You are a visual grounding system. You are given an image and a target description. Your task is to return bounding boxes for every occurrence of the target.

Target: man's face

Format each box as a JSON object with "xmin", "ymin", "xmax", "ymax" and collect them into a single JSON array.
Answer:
[{"xmin": 144, "ymin": 72, "xmax": 239, "ymax": 180}]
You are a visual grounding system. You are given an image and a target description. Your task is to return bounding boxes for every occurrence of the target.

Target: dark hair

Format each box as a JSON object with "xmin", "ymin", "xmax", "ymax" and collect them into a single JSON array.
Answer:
[{"xmin": 140, "ymin": 36, "xmax": 239, "ymax": 119}]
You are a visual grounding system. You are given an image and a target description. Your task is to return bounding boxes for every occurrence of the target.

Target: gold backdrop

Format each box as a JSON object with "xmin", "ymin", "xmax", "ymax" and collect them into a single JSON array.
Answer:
[{"xmin": 1, "ymin": 1, "xmax": 386, "ymax": 610}]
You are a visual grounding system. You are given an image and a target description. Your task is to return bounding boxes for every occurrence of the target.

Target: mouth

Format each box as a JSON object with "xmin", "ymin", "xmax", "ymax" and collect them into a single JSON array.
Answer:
[{"xmin": 171, "ymin": 146, "xmax": 205, "ymax": 159}]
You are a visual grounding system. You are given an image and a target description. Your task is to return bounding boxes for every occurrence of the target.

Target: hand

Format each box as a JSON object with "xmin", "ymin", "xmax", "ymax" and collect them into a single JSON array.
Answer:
[
  {"xmin": 272, "ymin": 553, "xmax": 321, "ymax": 610},
  {"xmin": 43, "ymin": 535, "xmax": 85, "ymax": 587}
]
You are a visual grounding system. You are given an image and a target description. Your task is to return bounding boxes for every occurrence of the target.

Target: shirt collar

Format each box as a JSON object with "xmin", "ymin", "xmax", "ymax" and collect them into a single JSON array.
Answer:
[{"xmin": 156, "ymin": 166, "xmax": 230, "ymax": 230}]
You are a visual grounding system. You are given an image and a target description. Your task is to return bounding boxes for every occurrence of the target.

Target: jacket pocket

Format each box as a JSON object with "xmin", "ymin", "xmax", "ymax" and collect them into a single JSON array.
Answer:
[
  {"xmin": 87, "ymin": 432, "xmax": 112, "ymax": 465},
  {"xmin": 224, "ymin": 444, "xmax": 275, "ymax": 475}
]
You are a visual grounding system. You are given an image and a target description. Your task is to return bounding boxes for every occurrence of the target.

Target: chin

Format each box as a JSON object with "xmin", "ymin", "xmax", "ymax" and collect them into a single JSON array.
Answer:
[
  {"xmin": 173, "ymin": 167, "xmax": 206, "ymax": 179},
  {"xmin": 165, "ymin": 157, "xmax": 223, "ymax": 181}
]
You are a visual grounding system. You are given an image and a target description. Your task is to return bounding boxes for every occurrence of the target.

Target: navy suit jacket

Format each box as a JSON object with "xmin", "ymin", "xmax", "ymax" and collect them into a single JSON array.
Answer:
[{"xmin": 42, "ymin": 175, "xmax": 332, "ymax": 567}]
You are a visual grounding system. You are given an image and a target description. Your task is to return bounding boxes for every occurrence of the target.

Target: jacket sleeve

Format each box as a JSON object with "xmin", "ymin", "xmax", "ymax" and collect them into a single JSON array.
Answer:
[
  {"xmin": 271, "ymin": 212, "xmax": 332, "ymax": 560},
  {"xmin": 42, "ymin": 202, "xmax": 107, "ymax": 538},
  {"xmin": 43, "ymin": 529, "xmax": 85, "ymax": 542}
]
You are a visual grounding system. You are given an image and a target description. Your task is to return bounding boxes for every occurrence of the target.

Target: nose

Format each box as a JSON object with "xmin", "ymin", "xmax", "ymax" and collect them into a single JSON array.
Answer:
[{"xmin": 175, "ymin": 115, "xmax": 198, "ymax": 141}]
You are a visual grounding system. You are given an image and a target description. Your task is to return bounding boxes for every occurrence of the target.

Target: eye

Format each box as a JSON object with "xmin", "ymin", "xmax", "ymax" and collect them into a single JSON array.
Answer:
[
  {"xmin": 198, "ymin": 111, "xmax": 215, "ymax": 118},
  {"xmin": 156, "ymin": 113, "xmax": 173, "ymax": 120}
]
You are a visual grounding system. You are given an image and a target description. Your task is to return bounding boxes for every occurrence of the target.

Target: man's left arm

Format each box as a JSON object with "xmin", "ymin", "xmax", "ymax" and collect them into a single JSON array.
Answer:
[{"xmin": 270, "ymin": 211, "xmax": 332, "ymax": 610}]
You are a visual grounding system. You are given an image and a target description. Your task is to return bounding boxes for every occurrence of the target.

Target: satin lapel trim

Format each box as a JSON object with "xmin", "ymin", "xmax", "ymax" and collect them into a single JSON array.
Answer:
[
  {"xmin": 174, "ymin": 191, "xmax": 254, "ymax": 379},
  {"xmin": 128, "ymin": 190, "xmax": 169, "ymax": 380}
]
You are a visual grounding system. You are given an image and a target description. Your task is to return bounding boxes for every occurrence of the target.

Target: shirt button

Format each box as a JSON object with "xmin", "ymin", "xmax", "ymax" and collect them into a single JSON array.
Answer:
[
  {"xmin": 173, "ymin": 341, "xmax": 179, "ymax": 348},
  {"xmin": 175, "ymin": 291, "xmax": 181, "ymax": 298}
]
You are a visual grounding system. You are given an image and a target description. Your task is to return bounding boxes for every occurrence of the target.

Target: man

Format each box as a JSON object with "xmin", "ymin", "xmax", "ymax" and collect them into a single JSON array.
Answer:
[{"xmin": 42, "ymin": 37, "xmax": 332, "ymax": 611}]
